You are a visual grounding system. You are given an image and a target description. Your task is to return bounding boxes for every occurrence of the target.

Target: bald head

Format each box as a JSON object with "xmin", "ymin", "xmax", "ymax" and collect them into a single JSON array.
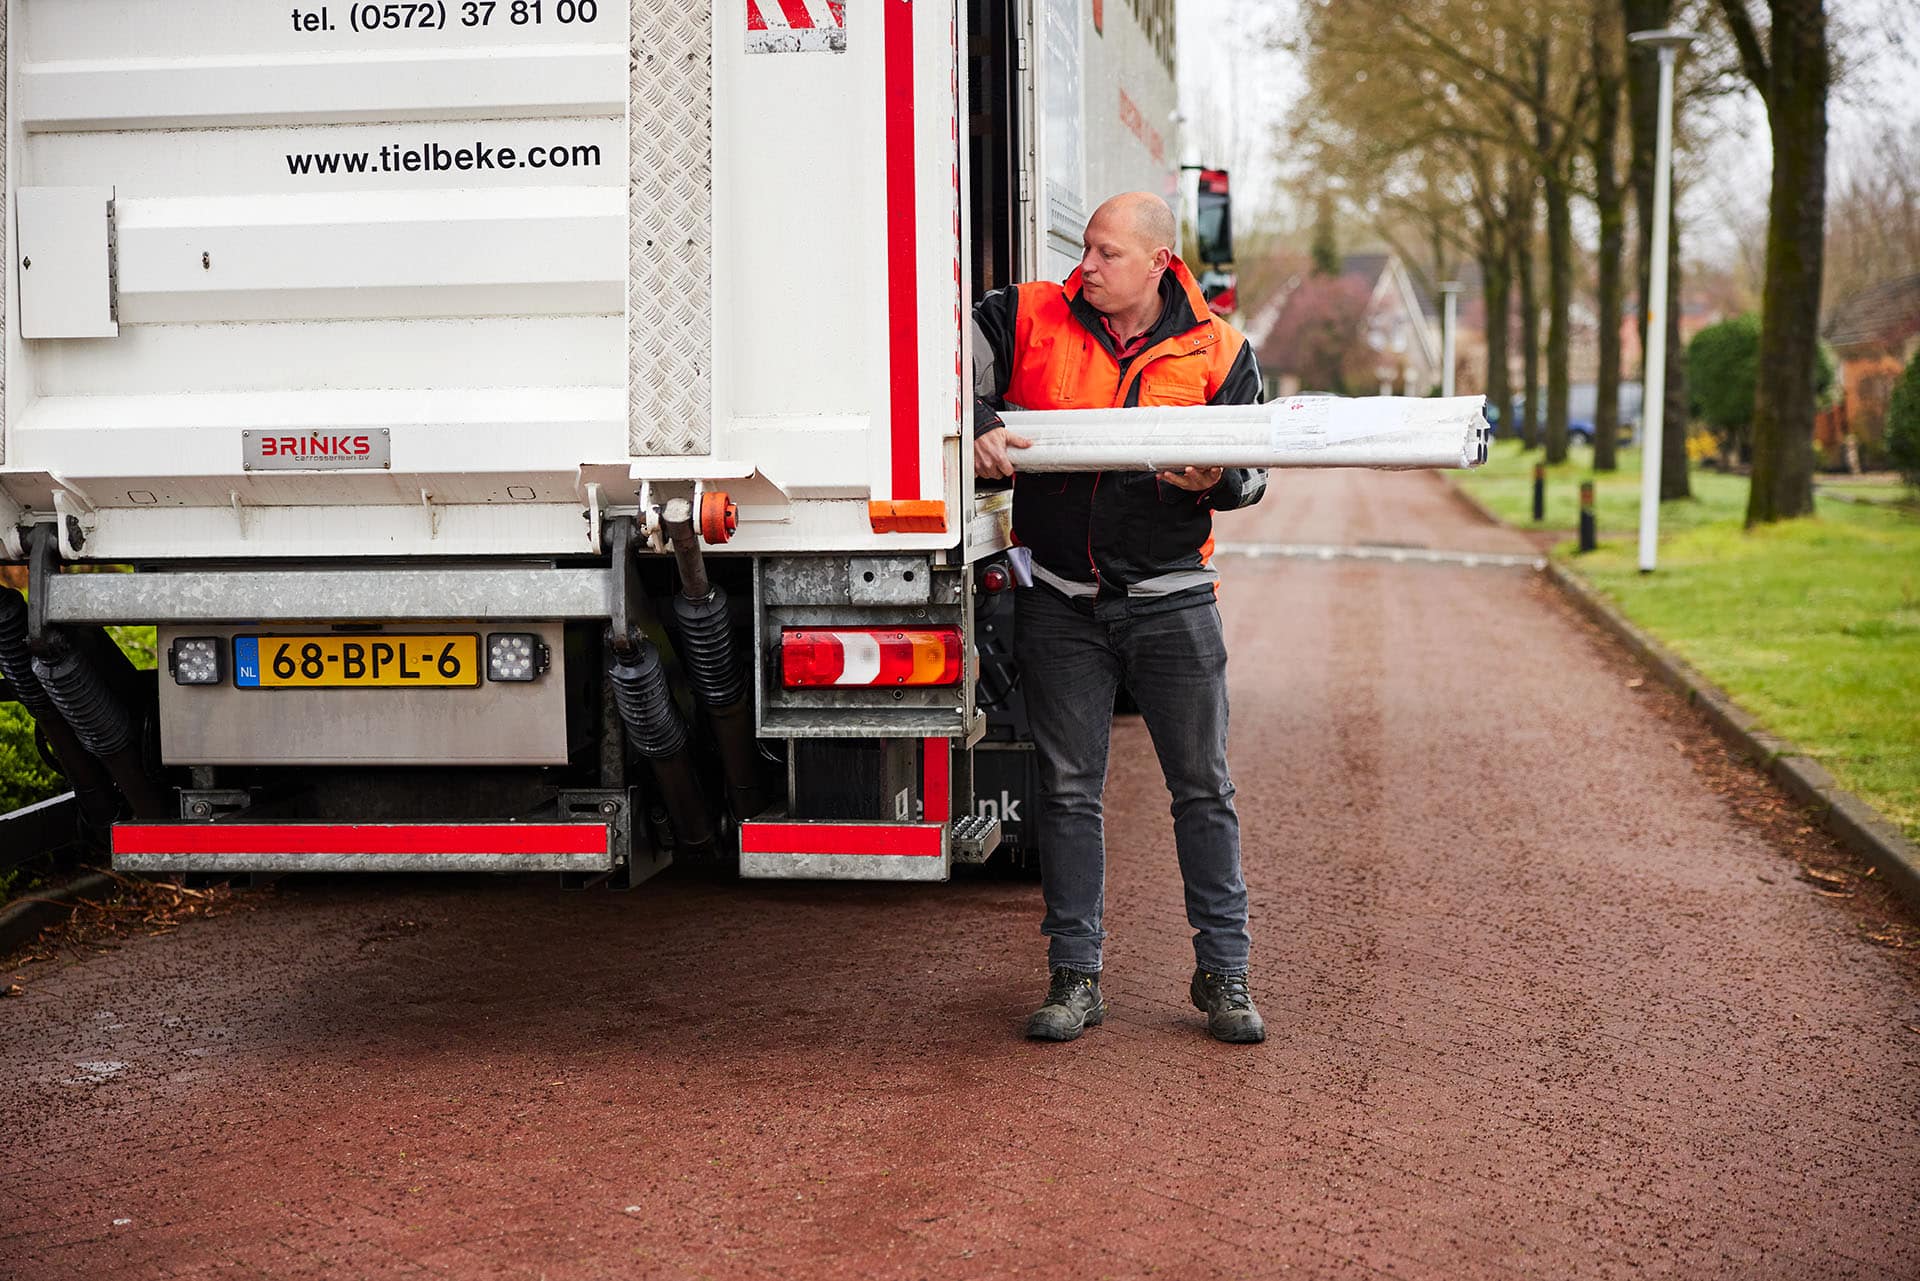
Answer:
[
  {"xmin": 1079, "ymin": 192, "xmax": 1179, "ymax": 325},
  {"xmin": 1091, "ymin": 191, "xmax": 1178, "ymax": 254}
]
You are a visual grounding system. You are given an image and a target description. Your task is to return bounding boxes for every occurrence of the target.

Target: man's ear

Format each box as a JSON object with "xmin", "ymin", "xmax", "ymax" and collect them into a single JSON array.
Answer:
[{"xmin": 1151, "ymin": 246, "xmax": 1172, "ymax": 272}]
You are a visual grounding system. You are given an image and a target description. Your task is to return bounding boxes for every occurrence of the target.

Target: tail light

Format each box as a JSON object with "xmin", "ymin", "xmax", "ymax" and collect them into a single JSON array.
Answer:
[{"xmin": 780, "ymin": 628, "xmax": 963, "ymax": 688}]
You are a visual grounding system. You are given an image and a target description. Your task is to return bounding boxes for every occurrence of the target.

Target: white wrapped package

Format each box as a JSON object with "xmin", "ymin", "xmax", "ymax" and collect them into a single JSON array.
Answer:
[{"xmin": 999, "ymin": 395, "xmax": 1490, "ymax": 472}]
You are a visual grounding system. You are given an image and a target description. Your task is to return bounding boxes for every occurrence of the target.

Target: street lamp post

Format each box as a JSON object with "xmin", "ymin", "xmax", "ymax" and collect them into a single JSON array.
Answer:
[
  {"xmin": 1438, "ymin": 281, "xmax": 1463, "ymax": 399},
  {"xmin": 1628, "ymin": 28, "xmax": 1697, "ymax": 573}
]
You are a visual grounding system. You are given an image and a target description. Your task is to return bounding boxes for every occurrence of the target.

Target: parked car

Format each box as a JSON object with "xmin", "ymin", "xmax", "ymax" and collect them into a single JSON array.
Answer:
[{"xmin": 1503, "ymin": 382, "xmax": 1643, "ymax": 444}]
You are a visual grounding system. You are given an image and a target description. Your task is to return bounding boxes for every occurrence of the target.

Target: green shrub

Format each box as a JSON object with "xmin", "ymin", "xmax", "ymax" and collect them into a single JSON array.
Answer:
[
  {"xmin": 1890, "ymin": 349, "xmax": 1920, "ymax": 487},
  {"xmin": 1689, "ymin": 315, "xmax": 1761, "ymax": 456},
  {"xmin": 1687, "ymin": 313, "xmax": 1836, "ymax": 461},
  {"xmin": 0, "ymin": 702, "xmax": 63, "ymax": 814}
]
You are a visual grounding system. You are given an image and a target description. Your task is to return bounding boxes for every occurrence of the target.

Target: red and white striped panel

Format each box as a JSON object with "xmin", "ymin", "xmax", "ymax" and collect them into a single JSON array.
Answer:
[
  {"xmin": 738, "ymin": 817, "xmax": 950, "ymax": 882},
  {"xmin": 111, "ymin": 822, "xmax": 613, "ymax": 873},
  {"xmin": 746, "ymin": 0, "xmax": 847, "ymax": 54}
]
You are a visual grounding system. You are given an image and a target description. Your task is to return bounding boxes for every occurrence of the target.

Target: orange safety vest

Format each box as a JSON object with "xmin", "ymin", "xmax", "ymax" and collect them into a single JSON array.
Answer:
[
  {"xmin": 995, "ymin": 258, "xmax": 1258, "ymax": 605},
  {"xmin": 1005, "ymin": 259, "xmax": 1250, "ymax": 414}
]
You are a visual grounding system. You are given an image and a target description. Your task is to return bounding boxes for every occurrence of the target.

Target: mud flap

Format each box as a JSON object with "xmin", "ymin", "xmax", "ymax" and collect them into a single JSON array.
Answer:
[{"xmin": 738, "ymin": 813, "xmax": 952, "ymax": 882}]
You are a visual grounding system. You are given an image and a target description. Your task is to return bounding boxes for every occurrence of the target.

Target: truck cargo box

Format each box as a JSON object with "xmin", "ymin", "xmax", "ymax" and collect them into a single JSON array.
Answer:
[{"xmin": 0, "ymin": 0, "xmax": 964, "ymax": 560}]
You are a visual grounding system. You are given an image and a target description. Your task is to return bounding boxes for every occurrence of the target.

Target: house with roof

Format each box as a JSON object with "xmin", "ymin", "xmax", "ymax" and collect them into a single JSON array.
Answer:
[
  {"xmin": 1819, "ymin": 273, "xmax": 1920, "ymax": 466},
  {"xmin": 1246, "ymin": 251, "xmax": 1444, "ymax": 400}
]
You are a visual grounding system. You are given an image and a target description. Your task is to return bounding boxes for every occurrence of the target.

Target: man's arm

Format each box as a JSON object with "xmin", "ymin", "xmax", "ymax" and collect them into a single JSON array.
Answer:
[
  {"xmin": 972, "ymin": 287, "xmax": 1019, "ymax": 438},
  {"xmin": 1204, "ymin": 337, "xmax": 1268, "ymax": 512},
  {"xmin": 972, "ymin": 287, "xmax": 1031, "ymax": 479}
]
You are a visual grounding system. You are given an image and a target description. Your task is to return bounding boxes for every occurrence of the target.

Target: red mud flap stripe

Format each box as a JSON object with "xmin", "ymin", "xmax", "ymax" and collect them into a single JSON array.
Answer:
[
  {"xmin": 111, "ymin": 823, "xmax": 613, "ymax": 874},
  {"xmin": 738, "ymin": 819, "xmax": 950, "ymax": 882},
  {"xmin": 114, "ymin": 824, "xmax": 607, "ymax": 856},
  {"xmin": 739, "ymin": 823, "xmax": 943, "ymax": 857}
]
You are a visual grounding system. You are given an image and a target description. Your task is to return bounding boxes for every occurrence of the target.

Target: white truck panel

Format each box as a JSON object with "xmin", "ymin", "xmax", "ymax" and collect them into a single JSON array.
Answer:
[
  {"xmin": 27, "ymin": 316, "xmax": 620, "ymax": 398},
  {"xmin": 15, "ymin": 186, "xmax": 118, "ymax": 338},
  {"xmin": 20, "ymin": 47, "xmax": 623, "ymax": 131},
  {"xmin": 1029, "ymin": 0, "xmax": 1178, "ymax": 280},
  {"xmin": 1082, "ymin": 0, "xmax": 1178, "ymax": 208},
  {"xmin": 110, "ymin": 189, "xmax": 623, "ymax": 324},
  {"xmin": 23, "ymin": 0, "xmax": 608, "ymax": 59},
  {"xmin": 2, "ymin": 1, "xmax": 965, "ymax": 560}
]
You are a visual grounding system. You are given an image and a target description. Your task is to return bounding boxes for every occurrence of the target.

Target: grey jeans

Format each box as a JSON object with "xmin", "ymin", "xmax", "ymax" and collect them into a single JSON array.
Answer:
[{"xmin": 1013, "ymin": 585, "xmax": 1251, "ymax": 974}]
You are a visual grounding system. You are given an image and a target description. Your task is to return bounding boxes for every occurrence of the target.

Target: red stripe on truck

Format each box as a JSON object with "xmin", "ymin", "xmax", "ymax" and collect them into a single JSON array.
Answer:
[
  {"xmin": 884, "ymin": 0, "xmax": 920, "ymax": 506},
  {"xmin": 922, "ymin": 738, "xmax": 951, "ymax": 823},
  {"xmin": 113, "ymin": 823, "xmax": 608, "ymax": 856},
  {"xmin": 740, "ymin": 823, "xmax": 944, "ymax": 857}
]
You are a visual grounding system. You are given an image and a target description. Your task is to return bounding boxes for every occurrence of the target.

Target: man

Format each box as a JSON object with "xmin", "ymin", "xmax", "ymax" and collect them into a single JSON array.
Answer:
[{"xmin": 972, "ymin": 192, "xmax": 1268, "ymax": 1045}]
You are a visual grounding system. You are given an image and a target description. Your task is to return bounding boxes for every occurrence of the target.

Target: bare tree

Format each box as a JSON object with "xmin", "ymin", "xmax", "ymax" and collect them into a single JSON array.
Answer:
[
  {"xmin": 1282, "ymin": 0, "xmax": 1596, "ymax": 458},
  {"xmin": 1823, "ymin": 119, "xmax": 1920, "ymax": 310}
]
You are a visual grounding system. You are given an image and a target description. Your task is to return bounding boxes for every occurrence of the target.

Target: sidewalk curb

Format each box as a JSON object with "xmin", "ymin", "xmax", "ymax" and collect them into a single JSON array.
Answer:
[
  {"xmin": 0, "ymin": 871, "xmax": 114, "ymax": 958},
  {"xmin": 1545, "ymin": 560, "xmax": 1920, "ymax": 912}
]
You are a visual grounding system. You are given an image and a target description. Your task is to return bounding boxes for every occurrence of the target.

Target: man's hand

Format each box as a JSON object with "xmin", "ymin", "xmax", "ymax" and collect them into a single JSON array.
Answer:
[
  {"xmin": 1157, "ymin": 466, "xmax": 1223, "ymax": 493},
  {"xmin": 974, "ymin": 426, "xmax": 1034, "ymax": 480}
]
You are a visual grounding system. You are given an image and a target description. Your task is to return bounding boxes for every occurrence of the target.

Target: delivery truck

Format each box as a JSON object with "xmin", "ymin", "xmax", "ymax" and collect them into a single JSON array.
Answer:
[{"xmin": 0, "ymin": 0, "xmax": 1213, "ymax": 885}]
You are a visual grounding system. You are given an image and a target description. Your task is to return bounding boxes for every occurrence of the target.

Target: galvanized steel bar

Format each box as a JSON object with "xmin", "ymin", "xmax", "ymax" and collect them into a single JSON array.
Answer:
[{"xmin": 42, "ymin": 568, "xmax": 612, "ymax": 624}]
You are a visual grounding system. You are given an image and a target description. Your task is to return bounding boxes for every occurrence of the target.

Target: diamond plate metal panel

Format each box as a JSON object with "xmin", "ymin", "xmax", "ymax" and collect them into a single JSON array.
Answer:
[{"xmin": 629, "ymin": 1, "xmax": 714, "ymax": 457}]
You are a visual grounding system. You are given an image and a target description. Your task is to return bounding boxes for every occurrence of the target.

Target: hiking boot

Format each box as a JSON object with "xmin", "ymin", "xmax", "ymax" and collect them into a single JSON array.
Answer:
[
  {"xmin": 1025, "ymin": 966, "xmax": 1106, "ymax": 1042},
  {"xmin": 1190, "ymin": 968, "xmax": 1266, "ymax": 1044}
]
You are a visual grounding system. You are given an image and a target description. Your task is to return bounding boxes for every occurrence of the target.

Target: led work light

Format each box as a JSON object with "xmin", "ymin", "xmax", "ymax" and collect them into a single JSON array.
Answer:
[
  {"xmin": 167, "ymin": 637, "xmax": 224, "ymax": 686},
  {"xmin": 485, "ymin": 633, "xmax": 550, "ymax": 683}
]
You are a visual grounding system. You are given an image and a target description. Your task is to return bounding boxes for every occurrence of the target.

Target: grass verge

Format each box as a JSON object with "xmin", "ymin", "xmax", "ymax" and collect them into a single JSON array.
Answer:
[{"xmin": 1459, "ymin": 440, "xmax": 1920, "ymax": 842}]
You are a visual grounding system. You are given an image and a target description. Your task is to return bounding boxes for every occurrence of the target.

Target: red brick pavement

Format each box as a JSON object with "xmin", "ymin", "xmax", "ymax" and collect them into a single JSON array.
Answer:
[{"xmin": 4, "ymin": 470, "xmax": 1917, "ymax": 1279}]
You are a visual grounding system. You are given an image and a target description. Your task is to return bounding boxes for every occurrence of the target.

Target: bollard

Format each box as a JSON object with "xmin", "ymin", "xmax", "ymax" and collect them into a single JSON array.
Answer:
[
  {"xmin": 1532, "ymin": 463, "xmax": 1546, "ymax": 523},
  {"xmin": 1578, "ymin": 480, "xmax": 1597, "ymax": 553}
]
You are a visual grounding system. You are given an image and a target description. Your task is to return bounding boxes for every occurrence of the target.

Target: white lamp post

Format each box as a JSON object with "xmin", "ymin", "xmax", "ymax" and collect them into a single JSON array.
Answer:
[
  {"xmin": 1438, "ymin": 281, "xmax": 1463, "ymax": 399},
  {"xmin": 1628, "ymin": 28, "xmax": 1697, "ymax": 573}
]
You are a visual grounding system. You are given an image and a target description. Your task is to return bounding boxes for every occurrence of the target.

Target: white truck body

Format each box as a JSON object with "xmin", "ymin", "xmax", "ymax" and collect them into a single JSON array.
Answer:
[
  {"xmin": 1, "ymin": 0, "xmax": 963, "ymax": 559},
  {"xmin": 0, "ymin": 0, "xmax": 1187, "ymax": 883}
]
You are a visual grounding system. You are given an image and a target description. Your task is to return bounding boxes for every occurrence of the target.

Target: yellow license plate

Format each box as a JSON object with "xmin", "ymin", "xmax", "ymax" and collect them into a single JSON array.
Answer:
[{"xmin": 234, "ymin": 635, "xmax": 479, "ymax": 689}]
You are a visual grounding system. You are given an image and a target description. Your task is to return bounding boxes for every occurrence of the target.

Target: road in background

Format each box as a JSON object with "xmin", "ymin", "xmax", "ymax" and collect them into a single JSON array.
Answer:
[{"xmin": 5, "ymin": 470, "xmax": 1917, "ymax": 1279}]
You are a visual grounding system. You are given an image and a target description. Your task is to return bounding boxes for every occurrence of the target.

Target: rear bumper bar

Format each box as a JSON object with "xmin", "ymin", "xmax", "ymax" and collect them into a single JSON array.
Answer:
[
  {"xmin": 46, "ymin": 568, "xmax": 612, "ymax": 625},
  {"xmin": 112, "ymin": 822, "xmax": 613, "ymax": 873},
  {"xmin": 739, "ymin": 818, "xmax": 948, "ymax": 882}
]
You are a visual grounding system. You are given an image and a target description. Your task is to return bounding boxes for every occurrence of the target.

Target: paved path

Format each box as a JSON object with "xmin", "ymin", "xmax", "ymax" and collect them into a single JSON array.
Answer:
[{"xmin": 6, "ymin": 470, "xmax": 1918, "ymax": 1280}]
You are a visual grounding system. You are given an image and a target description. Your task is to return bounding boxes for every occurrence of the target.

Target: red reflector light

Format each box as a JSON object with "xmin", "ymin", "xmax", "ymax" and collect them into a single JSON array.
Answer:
[
  {"xmin": 981, "ymin": 565, "xmax": 1010, "ymax": 593},
  {"xmin": 780, "ymin": 628, "xmax": 964, "ymax": 688}
]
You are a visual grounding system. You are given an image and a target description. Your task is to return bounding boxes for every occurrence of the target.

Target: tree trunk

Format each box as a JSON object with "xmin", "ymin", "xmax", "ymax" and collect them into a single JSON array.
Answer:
[
  {"xmin": 1659, "ymin": 213, "xmax": 1690, "ymax": 500},
  {"xmin": 1516, "ymin": 177, "xmax": 1542, "ymax": 451},
  {"xmin": 1591, "ymin": 6, "xmax": 1626, "ymax": 472},
  {"xmin": 1745, "ymin": 0, "xmax": 1829, "ymax": 525},
  {"xmin": 1518, "ymin": 246, "xmax": 1542, "ymax": 450},
  {"xmin": 1545, "ymin": 163, "xmax": 1574, "ymax": 465},
  {"xmin": 1482, "ymin": 249, "xmax": 1513, "ymax": 442},
  {"xmin": 1531, "ymin": 36, "xmax": 1571, "ymax": 464},
  {"xmin": 1625, "ymin": 0, "xmax": 1691, "ymax": 498}
]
